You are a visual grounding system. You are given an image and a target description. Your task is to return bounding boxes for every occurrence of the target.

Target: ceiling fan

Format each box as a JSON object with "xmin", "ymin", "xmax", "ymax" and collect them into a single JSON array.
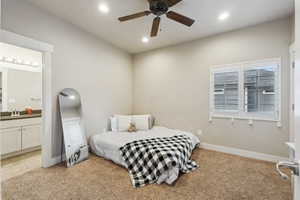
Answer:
[{"xmin": 118, "ymin": 0, "xmax": 195, "ymax": 37}]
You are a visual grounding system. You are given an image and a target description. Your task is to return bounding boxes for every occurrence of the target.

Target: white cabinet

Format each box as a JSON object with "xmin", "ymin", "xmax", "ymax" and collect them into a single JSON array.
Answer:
[
  {"xmin": 21, "ymin": 125, "xmax": 41, "ymax": 149},
  {"xmin": 1, "ymin": 118, "xmax": 41, "ymax": 158},
  {"xmin": 0, "ymin": 127, "xmax": 22, "ymax": 155},
  {"xmin": 1, "ymin": 118, "xmax": 41, "ymax": 129}
]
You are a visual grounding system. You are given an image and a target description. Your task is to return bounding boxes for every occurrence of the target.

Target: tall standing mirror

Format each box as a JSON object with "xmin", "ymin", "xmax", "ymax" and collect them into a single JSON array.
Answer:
[{"xmin": 58, "ymin": 88, "xmax": 88, "ymax": 167}]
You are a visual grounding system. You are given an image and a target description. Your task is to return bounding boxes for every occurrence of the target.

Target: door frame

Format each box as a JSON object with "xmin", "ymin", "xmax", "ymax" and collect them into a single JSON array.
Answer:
[
  {"xmin": 293, "ymin": 0, "xmax": 300, "ymax": 198},
  {"xmin": 1, "ymin": 29, "xmax": 54, "ymax": 168},
  {"xmin": 290, "ymin": 43, "xmax": 295, "ymax": 143},
  {"xmin": 0, "ymin": 67, "xmax": 8, "ymax": 111}
]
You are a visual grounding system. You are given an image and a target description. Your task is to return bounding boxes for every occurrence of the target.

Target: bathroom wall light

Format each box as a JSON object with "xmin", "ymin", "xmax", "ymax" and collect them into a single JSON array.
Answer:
[
  {"xmin": 5, "ymin": 57, "xmax": 14, "ymax": 62},
  {"xmin": 24, "ymin": 61, "xmax": 31, "ymax": 65},
  {"xmin": 16, "ymin": 59, "xmax": 24, "ymax": 64},
  {"xmin": 0, "ymin": 56, "xmax": 40, "ymax": 68},
  {"xmin": 32, "ymin": 62, "xmax": 39, "ymax": 67}
]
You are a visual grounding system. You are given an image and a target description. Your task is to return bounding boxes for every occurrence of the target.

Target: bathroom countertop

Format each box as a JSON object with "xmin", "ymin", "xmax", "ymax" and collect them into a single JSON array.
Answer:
[
  {"xmin": 0, "ymin": 113, "xmax": 42, "ymax": 121},
  {"xmin": 0, "ymin": 110, "xmax": 42, "ymax": 121}
]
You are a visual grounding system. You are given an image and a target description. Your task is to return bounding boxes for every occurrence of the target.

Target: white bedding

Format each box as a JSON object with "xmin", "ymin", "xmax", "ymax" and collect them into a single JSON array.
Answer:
[{"xmin": 90, "ymin": 126, "xmax": 200, "ymax": 185}]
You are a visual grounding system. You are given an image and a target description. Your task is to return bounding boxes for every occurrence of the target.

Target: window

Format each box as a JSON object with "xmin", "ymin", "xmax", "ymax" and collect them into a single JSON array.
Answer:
[{"xmin": 210, "ymin": 59, "xmax": 280, "ymax": 121}]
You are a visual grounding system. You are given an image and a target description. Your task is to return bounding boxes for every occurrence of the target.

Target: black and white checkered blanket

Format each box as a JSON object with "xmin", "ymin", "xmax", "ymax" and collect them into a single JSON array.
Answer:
[{"xmin": 119, "ymin": 135, "xmax": 198, "ymax": 187}]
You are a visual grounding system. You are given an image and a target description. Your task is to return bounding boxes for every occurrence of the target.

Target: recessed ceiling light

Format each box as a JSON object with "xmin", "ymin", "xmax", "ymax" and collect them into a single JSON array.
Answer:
[
  {"xmin": 142, "ymin": 37, "xmax": 149, "ymax": 43},
  {"xmin": 98, "ymin": 3, "xmax": 109, "ymax": 14},
  {"xmin": 218, "ymin": 12, "xmax": 230, "ymax": 21}
]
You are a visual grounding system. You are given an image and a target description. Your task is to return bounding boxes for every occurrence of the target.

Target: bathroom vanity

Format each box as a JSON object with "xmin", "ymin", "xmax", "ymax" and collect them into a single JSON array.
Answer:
[{"xmin": 0, "ymin": 113, "xmax": 42, "ymax": 159}]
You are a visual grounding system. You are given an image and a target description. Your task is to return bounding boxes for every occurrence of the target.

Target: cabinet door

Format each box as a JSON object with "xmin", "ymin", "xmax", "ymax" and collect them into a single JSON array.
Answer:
[
  {"xmin": 21, "ymin": 125, "xmax": 41, "ymax": 150},
  {"xmin": 0, "ymin": 128, "xmax": 22, "ymax": 155}
]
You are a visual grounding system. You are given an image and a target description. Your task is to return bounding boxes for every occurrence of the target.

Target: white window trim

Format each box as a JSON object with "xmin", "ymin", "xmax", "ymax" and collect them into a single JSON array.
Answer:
[{"xmin": 209, "ymin": 58, "xmax": 281, "ymax": 122}]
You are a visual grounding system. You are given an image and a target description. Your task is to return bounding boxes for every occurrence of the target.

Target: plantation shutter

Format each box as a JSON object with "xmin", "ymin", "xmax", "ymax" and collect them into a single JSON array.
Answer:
[
  {"xmin": 243, "ymin": 65, "xmax": 279, "ymax": 119},
  {"xmin": 210, "ymin": 59, "xmax": 280, "ymax": 121},
  {"xmin": 213, "ymin": 71, "xmax": 239, "ymax": 112}
]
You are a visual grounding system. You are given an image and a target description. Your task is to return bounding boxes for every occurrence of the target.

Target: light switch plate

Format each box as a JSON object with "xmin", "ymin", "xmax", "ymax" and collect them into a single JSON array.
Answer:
[{"xmin": 197, "ymin": 129, "xmax": 203, "ymax": 136}]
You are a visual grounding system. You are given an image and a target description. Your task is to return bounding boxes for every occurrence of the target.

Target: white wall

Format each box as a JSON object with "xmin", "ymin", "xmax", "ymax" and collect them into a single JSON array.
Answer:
[
  {"xmin": 2, "ymin": 0, "xmax": 133, "ymax": 158},
  {"xmin": 133, "ymin": 18, "xmax": 293, "ymax": 157}
]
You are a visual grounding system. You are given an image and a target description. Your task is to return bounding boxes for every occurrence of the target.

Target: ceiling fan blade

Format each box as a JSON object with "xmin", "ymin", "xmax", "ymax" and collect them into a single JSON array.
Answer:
[
  {"xmin": 166, "ymin": 11, "xmax": 195, "ymax": 27},
  {"xmin": 166, "ymin": 0, "xmax": 182, "ymax": 7},
  {"xmin": 118, "ymin": 11, "xmax": 151, "ymax": 22},
  {"xmin": 151, "ymin": 17, "xmax": 161, "ymax": 37}
]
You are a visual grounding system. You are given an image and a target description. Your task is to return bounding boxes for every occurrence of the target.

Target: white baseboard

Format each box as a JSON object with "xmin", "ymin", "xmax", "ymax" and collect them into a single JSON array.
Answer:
[
  {"xmin": 46, "ymin": 146, "xmax": 90, "ymax": 167},
  {"xmin": 46, "ymin": 143, "xmax": 286, "ymax": 167},
  {"xmin": 46, "ymin": 155, "xmax": 66, "ymax": 167},
  {"xmin": 200, "ymin": 143, "xmax": 287, "ymax": 163}
]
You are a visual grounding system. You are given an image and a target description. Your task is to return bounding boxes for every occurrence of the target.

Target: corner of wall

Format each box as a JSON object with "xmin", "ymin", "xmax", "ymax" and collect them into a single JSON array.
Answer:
[{"xmin": 130, "ymin": 53, "xmax": 135, "ymax": 115}]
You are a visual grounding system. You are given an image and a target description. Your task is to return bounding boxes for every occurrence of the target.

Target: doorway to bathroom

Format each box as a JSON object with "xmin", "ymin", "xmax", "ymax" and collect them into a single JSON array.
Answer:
[
  {"xmin": 1, "ymin": 30, "xmax": 54, "ymax": 181},
  {"xmin": 0, "ymin": 42, "xmax": 44, "ymax": 181}
]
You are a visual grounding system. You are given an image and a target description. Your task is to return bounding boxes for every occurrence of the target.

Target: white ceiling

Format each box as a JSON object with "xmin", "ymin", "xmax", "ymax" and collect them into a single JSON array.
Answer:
[{"xmin": 27, "ymin": 0, "xmax": 294, "ymax": 54}]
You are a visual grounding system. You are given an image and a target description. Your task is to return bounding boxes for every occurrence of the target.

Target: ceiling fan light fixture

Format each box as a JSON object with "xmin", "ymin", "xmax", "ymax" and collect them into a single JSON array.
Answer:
[
  {"xmin": 98, "ymin": 3, "xmax": 110, "ymax": 14},
  {"xmin": 118, "ymin": 0, "xmax": 194, "ymax": 37},
  {"xmin": 142, "ymin": 37, "xmax": 149, "ymax": 43}
]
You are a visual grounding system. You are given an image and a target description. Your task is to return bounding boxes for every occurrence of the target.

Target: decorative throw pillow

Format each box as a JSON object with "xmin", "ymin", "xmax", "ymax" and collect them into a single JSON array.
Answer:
[
  {"xmin": 128, "ymin": 123, "xmax": 137, "ymax": 132},
  {"xmin": 113, "ymin": 114, "xmax": 152, "ymax": 132}
]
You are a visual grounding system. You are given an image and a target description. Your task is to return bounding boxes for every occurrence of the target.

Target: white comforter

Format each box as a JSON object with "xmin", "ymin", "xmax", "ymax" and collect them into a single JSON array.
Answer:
[{"xmin": 90, "ymin": 126, "xmax": 200, "ymax": 185}]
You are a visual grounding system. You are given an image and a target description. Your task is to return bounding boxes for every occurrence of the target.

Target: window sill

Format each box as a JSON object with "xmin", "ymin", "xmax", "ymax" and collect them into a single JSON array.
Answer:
[{"xmin": 210, "ymin": 114, "xmax": 279, "ymax": 122}]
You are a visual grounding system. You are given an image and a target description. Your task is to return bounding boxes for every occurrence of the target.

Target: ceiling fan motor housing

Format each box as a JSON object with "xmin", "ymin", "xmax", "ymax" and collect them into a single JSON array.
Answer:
[
  {"xmin": 118, "ymin": 0, "xmax": 194, "ymax": 37},
  {"xmin": 150, "ymin": 0, "xmax": 169, "ymax": 16}
]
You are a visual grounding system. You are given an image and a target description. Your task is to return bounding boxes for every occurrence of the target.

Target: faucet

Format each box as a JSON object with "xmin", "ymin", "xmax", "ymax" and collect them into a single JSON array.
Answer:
[
  {"xmin": 11, "ymin": 109, "xmax": 16, "ymax": 117},
  {"xmin": 11, "ymin": 109, "xmax": 20, "ymax": 117}
]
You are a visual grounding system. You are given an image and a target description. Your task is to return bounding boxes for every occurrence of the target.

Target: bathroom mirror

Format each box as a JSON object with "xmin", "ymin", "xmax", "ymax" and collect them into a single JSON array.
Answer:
[
  {"xmin": 0, "ymin": 43, "xmax": 43, "ymax": 113},
  {"xmin": 58, "ymin": 88, "xmax": 88, "ymax": 167}
]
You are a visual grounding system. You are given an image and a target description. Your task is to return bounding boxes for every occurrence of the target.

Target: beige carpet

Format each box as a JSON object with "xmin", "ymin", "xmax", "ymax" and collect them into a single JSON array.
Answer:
[{"xmin": 1, "ymin": 149, "xmax": 291, "ymax": 200}]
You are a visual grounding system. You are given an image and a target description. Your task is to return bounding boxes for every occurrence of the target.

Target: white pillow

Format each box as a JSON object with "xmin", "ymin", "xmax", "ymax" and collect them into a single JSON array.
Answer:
[
  {"xmin": 110, "ymin": 117, "xmax": 118, "ymax": 132},
  {"xmin": 132, "ymin": 115, "xmax": 150, "ymax": 130},
  {"xmin": 149, "ymin": 116, "xmax": 155, "ymax": 129},
  {"xmin": 115, "ymin": 115, "xmax": 131, "ymax": 132}
]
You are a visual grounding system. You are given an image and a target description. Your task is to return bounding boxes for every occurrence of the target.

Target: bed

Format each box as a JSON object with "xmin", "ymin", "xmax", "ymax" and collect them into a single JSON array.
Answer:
[{"xmin": 90, "ymin": 126, "xmax": 200, "ymax": 186}]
